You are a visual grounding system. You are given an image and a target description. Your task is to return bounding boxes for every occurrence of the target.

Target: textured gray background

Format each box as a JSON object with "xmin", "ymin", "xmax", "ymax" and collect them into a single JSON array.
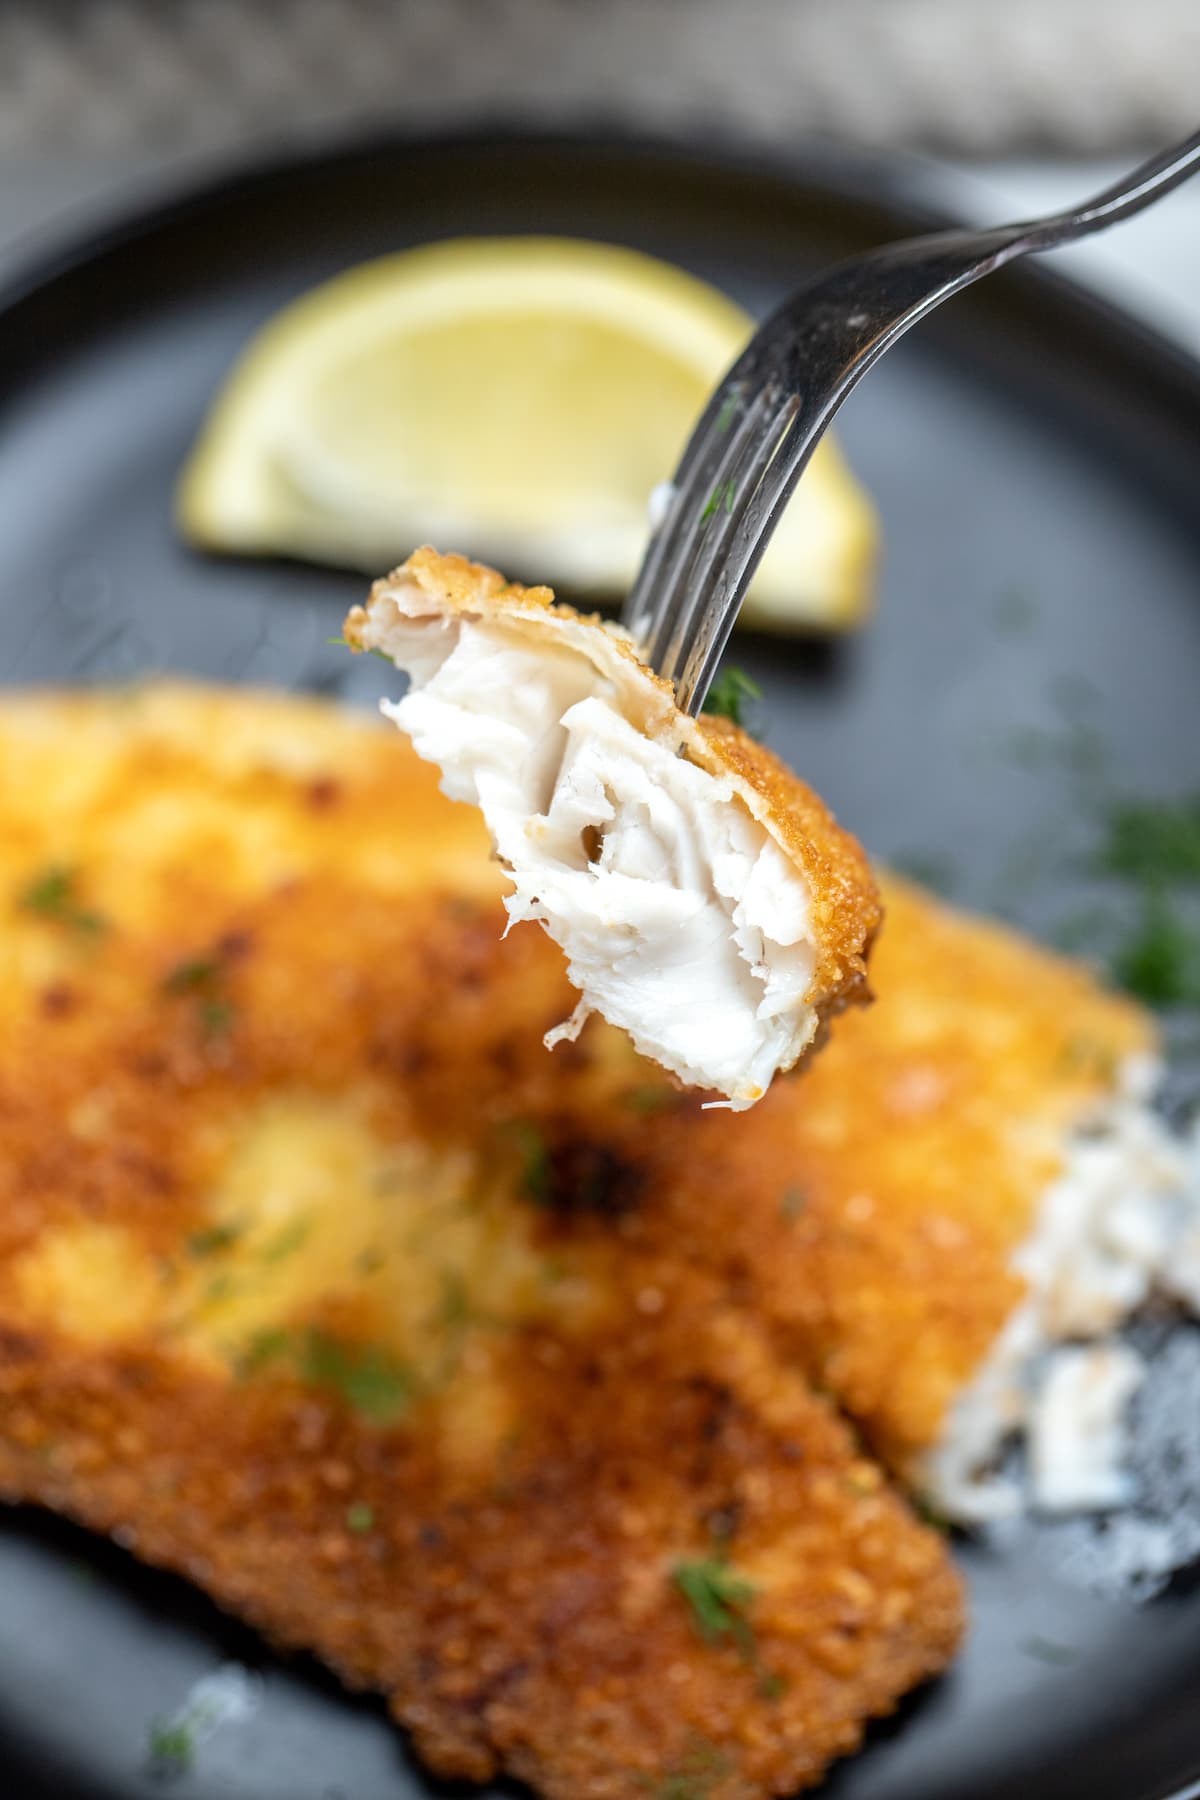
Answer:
[
  {"xmin": 1, "ymin": 1, "xmax": 1198, "ymax": 350},
  {"xmin": 1, "ymin": 0, "xmax": 1198, "ymax": 156}
]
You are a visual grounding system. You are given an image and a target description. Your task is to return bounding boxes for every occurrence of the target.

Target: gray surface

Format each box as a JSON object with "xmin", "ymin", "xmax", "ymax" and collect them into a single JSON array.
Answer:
[{"xmin": 1, "ymin": 0, "xmax": 1199, "ymax": 157}]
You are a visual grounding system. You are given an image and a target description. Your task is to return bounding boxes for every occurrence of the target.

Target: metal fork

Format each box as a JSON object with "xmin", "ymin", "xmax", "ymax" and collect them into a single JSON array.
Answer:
[{"xmin": 624, "ymin": 129, "xmax": 1200, "ymax": 715}]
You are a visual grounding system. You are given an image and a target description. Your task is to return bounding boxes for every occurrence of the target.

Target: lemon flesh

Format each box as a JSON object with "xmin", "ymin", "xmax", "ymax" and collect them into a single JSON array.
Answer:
[{"xmin": 178, "ymin": 237, "xmax": 877, "ymax": 630}]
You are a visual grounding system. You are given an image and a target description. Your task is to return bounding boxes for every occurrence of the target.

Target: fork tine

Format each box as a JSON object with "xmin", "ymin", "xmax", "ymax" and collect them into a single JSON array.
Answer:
[
  {"xmin": 622, "ymin": 374, "xmax": 752, "ymax": 648},
  {"xmin": 673, "ymin": 402, "xmax": 823, "ymax": 710},
  {"xmin": 642, "ymin": 382, "xmax": 782, "ymax": 675},
  {"xmin": 651, "ymin": 387, "xmax": 800, "ymax": 693}
]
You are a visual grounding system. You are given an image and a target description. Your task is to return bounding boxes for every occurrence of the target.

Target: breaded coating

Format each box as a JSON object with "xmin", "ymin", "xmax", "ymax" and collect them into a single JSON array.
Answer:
[
  {"xmin": 604, "ymin": 877, "xmax": 1156, "ymax": 1477},
  {"xmin": 0, "ymin": 685, "xmax": 960, "ymax": 1800},
  {"xmin": 347, "ymin": 549, "xmax": 880, "ymax": 1107}
]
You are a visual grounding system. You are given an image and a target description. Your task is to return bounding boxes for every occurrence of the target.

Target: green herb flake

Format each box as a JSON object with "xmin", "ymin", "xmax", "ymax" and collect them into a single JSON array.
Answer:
[
  {"xmin": 147, "ymin": 1717, "xmax": 195, "ymax": 1771},
  {"xmin": 162, "ymin": 956, "xmax": 220, "ymax": 994},
  {"xmin": 199, "ymin": 996, "xmax": 235, "ymax": 1038},
  {"xmin": 624, "ymin": 1085, "xmax": 675, "ymax": 1115},
  {"xmin": 187, "ymin": 1223, "xmax": 241, "ymax": 1259},
  {"xmin": 779, "ymin": 1186, "xmax": 806, "ymax": 1222},
  {"xmin": 234, "ymin": 1325, "xmax": 414, "ymax": 1421},
  {"xmin": 355, "ymin": 1246, "xmax": 386, "ymax": 1276},
  {"xmin": 701, "ymin": 668, "xmax": 763, "ymax": 728},
  {"xmin": 652, "ymin": 1735, "xmax": 732, "ymax": 1800},
  {"xmin": 437, "ymin": 1268, "xmax": 473, "ymax": 1330},
  {"xmin": 345, "ymin": 1501, "xmax": 375, "ymax": 1534},
  {"xmin": 1099, "ymin": 794, "xmax": 1200, "ymax": 884},
  {"xmin": 714, "ymin": 394, "xmax": 740, "ymax": 435},
  {"xmin": 699, "ymin": 477, "xmax": 737, "ymax": 524},
  {"xmin": 162, "ymin": 954, "xmax": 236, "ymax": 1038},
  {"xmin": 329, "ymin": 632, "xmax": 390, "ymax": 663},
  {"xmin": 16, "ymin": 865, "xmax": 107, "ymax": 937},
  {"xmin": 506, "ymin": 1122, "xmax": 550, "ymax": 1206},
  {"xmin": 913, "ymin": 1494, "xmax": 952, "ymax": 1534},
  {"xmin": 261, "ymin": 1218, "xmax": 310, "ymax": 1265},
  {"xmin": 234, "ymin": 1326, "xmax": 291, "ymax": 1378},
  {"xmin": 672, "ymin": 1557, "xmax": 757, "ymax": 1654},
  {"xmin": 300, "ymin": 1329, "xmax": 414, "ymax": 1424},
  {"xmin": 1111, "ymin": 890, "xmax": 1200, "ymax": 1008}
]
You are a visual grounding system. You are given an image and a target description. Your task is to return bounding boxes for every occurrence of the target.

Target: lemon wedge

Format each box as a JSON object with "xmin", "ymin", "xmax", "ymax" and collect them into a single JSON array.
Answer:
[{"xmin": 178, "ymin": 237, "xmax": 877, "ymax": 630}]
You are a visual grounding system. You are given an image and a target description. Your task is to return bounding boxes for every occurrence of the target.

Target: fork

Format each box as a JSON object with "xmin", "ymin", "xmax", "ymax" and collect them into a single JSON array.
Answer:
[{"xmin": 623, "ymin": 128, "xmax": 1200, "ymax": 715}]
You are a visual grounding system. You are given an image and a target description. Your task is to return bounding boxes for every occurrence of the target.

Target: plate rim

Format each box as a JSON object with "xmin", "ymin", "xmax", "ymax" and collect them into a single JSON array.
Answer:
[
  {"xmin": 2, "ymin": 118, "xmax": 1200, "ymax": 1800},
  {"xmin": 4, "ymin": 117, "xmax": 1200, "ymax": 424}
]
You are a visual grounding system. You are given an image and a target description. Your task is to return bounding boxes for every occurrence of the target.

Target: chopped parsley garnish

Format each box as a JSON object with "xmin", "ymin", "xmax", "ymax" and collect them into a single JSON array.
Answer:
[
  {"xmin": 187, "ymin": 1223, "xmax": 241, "ymax": 1259},
  {"xmin": 1099, "ymin": 793, "xmax": 1200, "ymax": 883},
  {"xmin": 147, "ymin": 1717, "xmax": 194, "ymax": 1771},
  {"xmin": 437, "ymin": 1269, "xmax": 472, "ymax": 1331},
  {"xmin": 699, "ymin": 476, "xmax": 737, "ymax": 524},
  {"xmin": 162, "ymin": 955, "xmax": 236, "ymax": 1038},
  {"xmin": 162, "ymin": 956, "xmax": 220, "ymax": 994},
  {"xmin": 1111, "ymin": 889, "xmax": 1200, "ymax": 1008},
  {"xmin": 234, "ymin": 1326, "xmax": 414, "ymax": 1422},
  {"xmin": 672, "ymin": 1557, "xmax": 757, "ymax": 1654},
  {"xmin": 199, "ymin": 996, "xmax": 235, "ymax": 1038},
  {"xmin": 913, "ymin": 1494, "xmax": 952, "ymax": 1534},
  {"xmin": 779, "ymin": 1186, "xmax": 806, "ymax": 1222},
  {"xmin": 701, "ymin": 668, "xmax": 762, "ymax": 727},
  {"xmin": 654, "ymin": 1735, "xmax": 732, "ymax": 1800},
  {"xmin": 328, "ymin": 632, "xmax": 390, "ymax": 663},
  {"xmin": 345, "ymin": 1501, "xmax": 375, "ymax": 1534},
  {"xmin": 623, "ymin": 1085, "xmax": 675, "ymax": 1115},
  {"xmin": 714, "ymin": 393, "xmax": 740, "ymax": 435},
  {"xmin": 506, "ymin": 1122, "xmax": 550, "ymax": 1206},
  {"xmin": 261, "ymin": 1218, "xmax": 310, "ymax": 1264},
  {"xmin": 16, "ymin": 865, "xmax": 107, "ymax": 937},
  {"xmin": 299, "ymin": 1329, "xmax": 414, "ymax": 1423},
  {"xmin": 234, "ymin": 1326, "xmax": 291, "ymax": 1377}
]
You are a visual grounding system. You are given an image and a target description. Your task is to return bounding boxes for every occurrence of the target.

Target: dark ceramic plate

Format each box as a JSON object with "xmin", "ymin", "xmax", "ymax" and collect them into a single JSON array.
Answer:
[{"xmin": 1, "ymin": 130, "xmax": 1199, "ymax": 1800}]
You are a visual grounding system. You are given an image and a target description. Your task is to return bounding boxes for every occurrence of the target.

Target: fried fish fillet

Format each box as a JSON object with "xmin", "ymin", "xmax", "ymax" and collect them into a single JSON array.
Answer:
[
  {"xmin": 346, "ymin": 549, "xmax": 880, "ymax": 1109},
  {"xmin": 0, "ymin": 685, "xmax": 960, "ymax": 1800},
  {"xmin": 611, "ymin": 880, "xmax": 1193, "ymax": 1519}
]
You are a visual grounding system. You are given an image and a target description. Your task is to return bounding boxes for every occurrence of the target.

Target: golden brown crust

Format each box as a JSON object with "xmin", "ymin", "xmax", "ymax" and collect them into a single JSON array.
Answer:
[
  {"xmin": 695, "ymin": 715, "xmax": 882, "ymax": 1018},
  {"xmin": 348, "ymin": 547, "xmax": 881, "ymax": 1035},
  {"xmin": 611, "ymin": 875, "xmax": 1154, "ymax": 1470},
  {"xmin": 0, "ymin": 684, "xmax": 961, "ymax": 1800}
]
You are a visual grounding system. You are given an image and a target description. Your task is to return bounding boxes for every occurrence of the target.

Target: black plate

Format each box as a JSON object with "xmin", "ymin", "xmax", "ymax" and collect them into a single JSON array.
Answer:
[{"xmin": 1, "ymin": 129, "xmax": 1199, "ymax": 1800}]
